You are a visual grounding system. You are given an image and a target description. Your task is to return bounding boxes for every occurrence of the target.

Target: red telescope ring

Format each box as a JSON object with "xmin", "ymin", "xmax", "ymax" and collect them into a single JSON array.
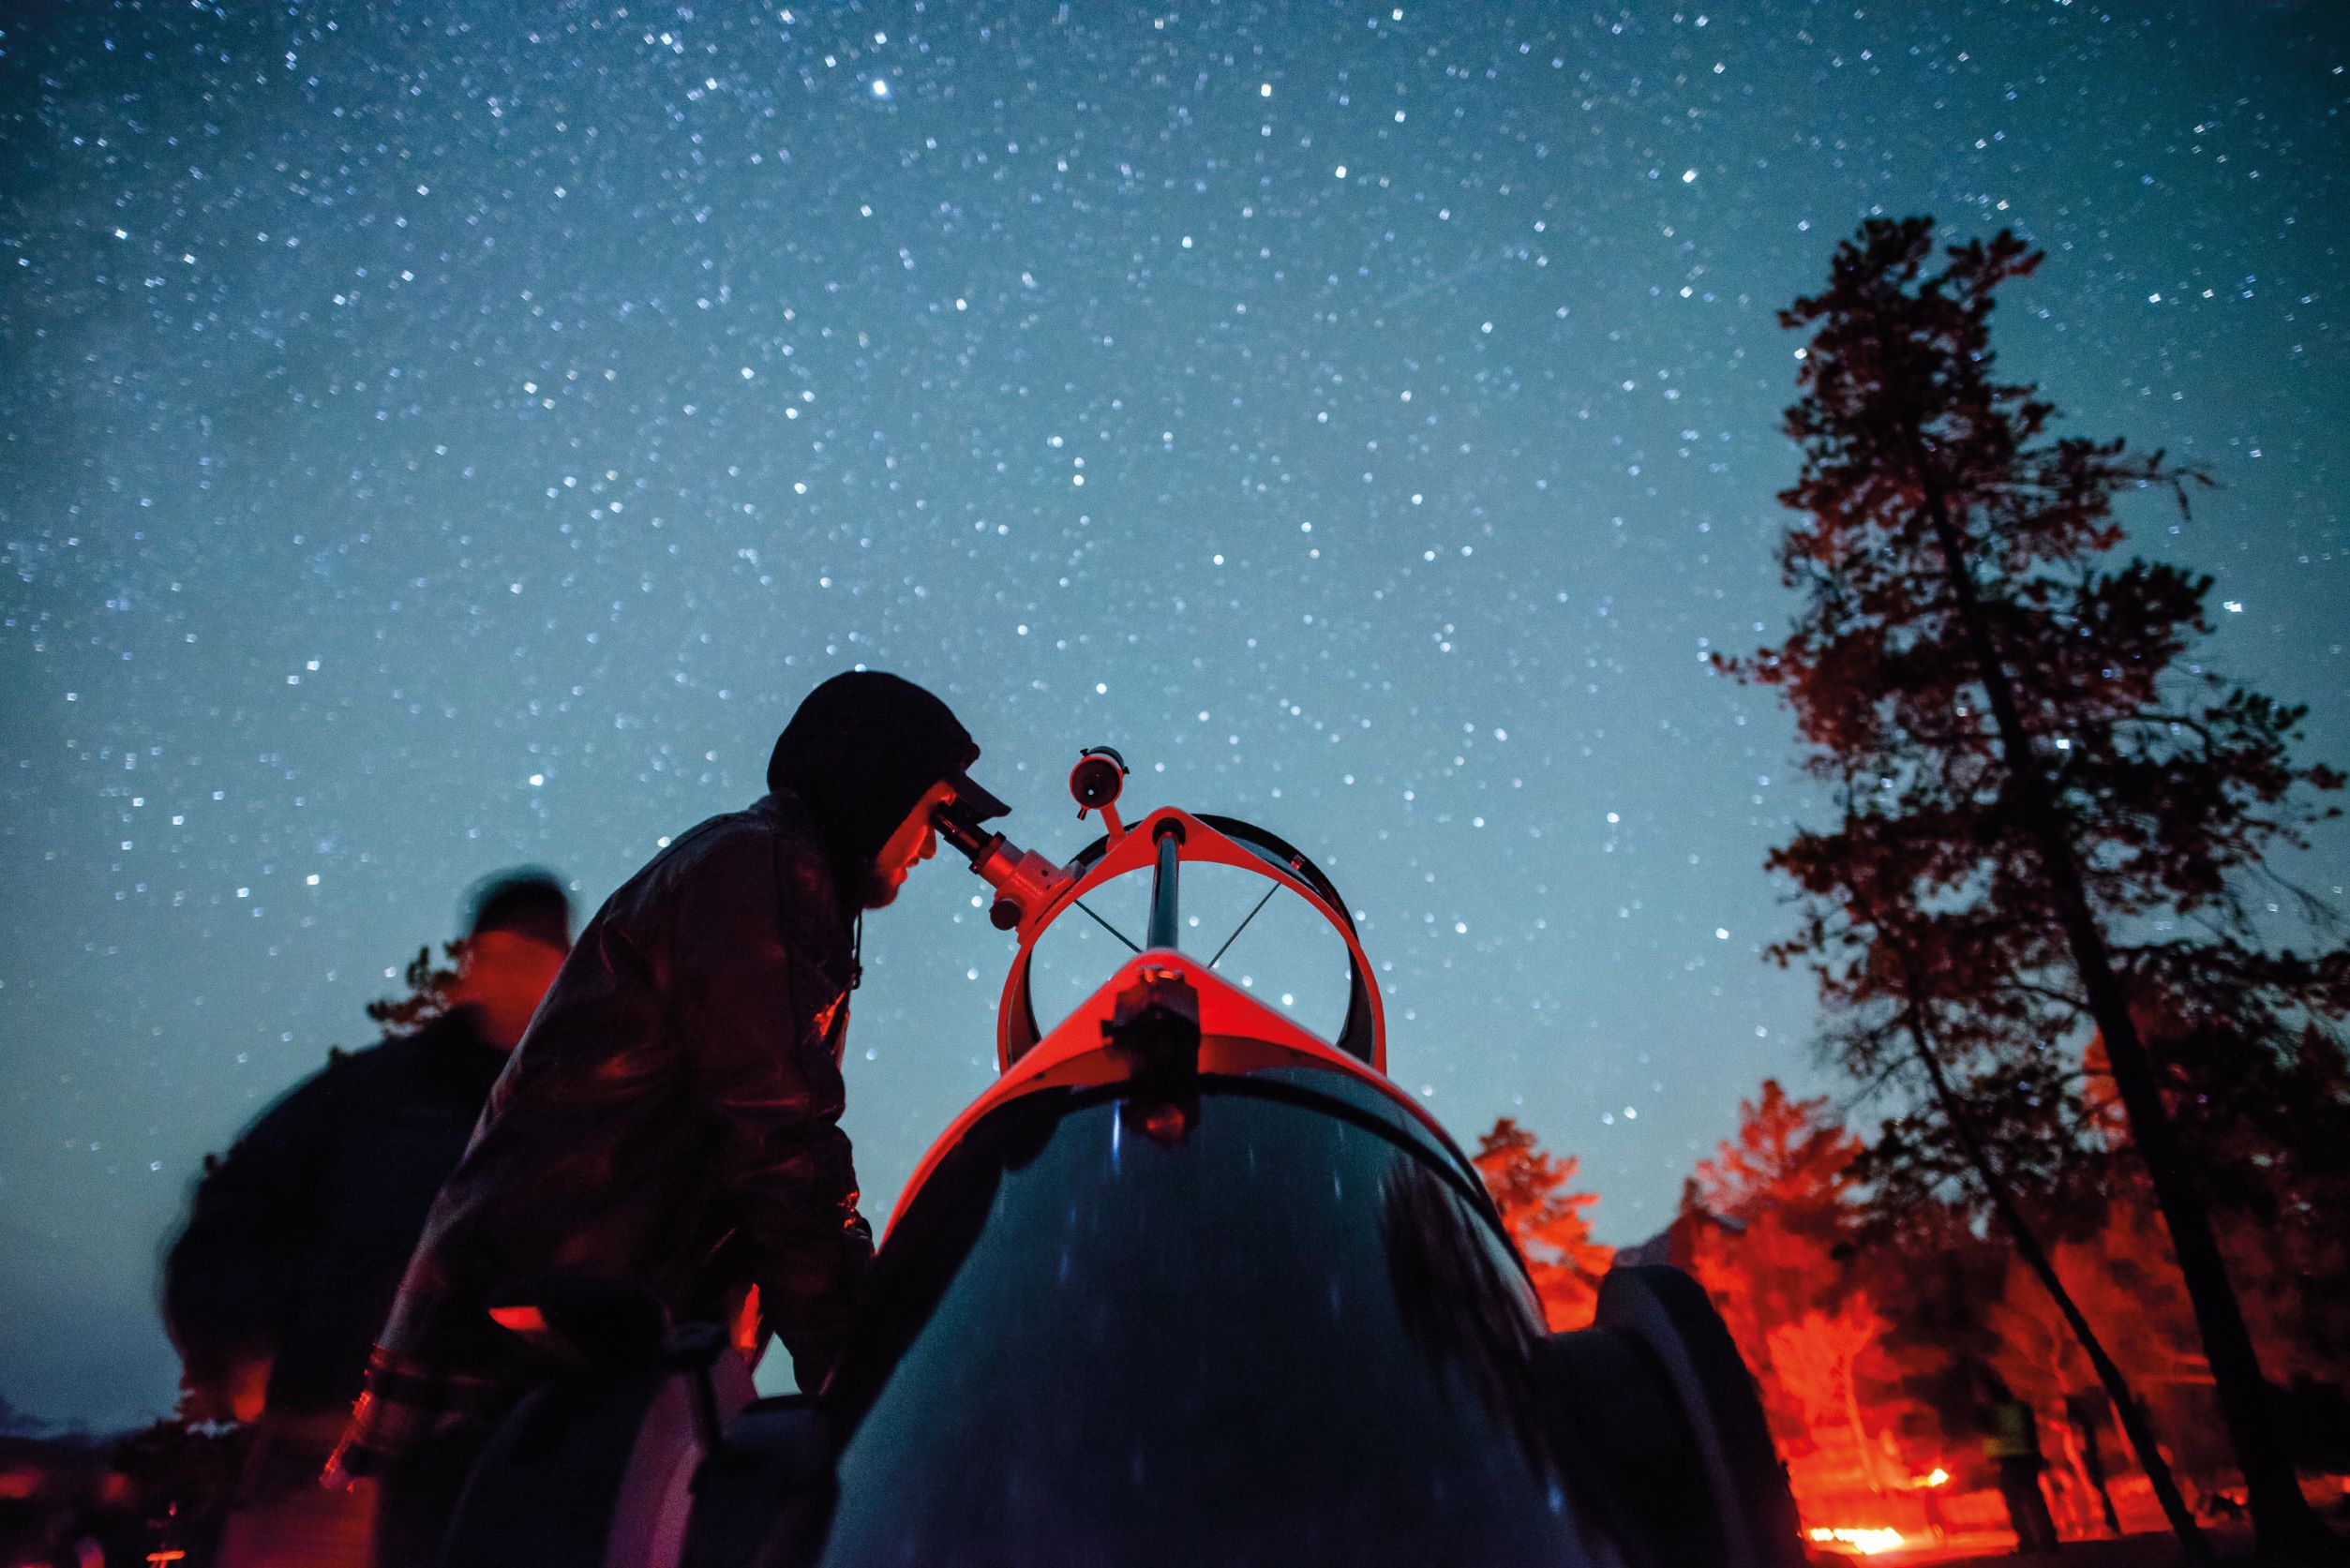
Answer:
[{"xmin": 993, "ymin": 806, "xmax": 1385, "ymax": 1074}]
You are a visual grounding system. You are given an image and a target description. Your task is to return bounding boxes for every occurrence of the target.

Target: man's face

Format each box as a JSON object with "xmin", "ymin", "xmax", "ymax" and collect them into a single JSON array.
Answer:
[
  {"xmin": 864, "ymin": 780, "xmax": 955, "ymax": 909},
  {"xmin": 455, "ymin": 929, "xmax": 569, "ymax": 1050}
]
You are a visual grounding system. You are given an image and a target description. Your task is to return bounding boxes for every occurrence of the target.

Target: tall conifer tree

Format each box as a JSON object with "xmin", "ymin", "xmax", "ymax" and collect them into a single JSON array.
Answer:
[{"xmin": 1729, "ymin": 217, "xmax": 2345, "ymax": 1557}]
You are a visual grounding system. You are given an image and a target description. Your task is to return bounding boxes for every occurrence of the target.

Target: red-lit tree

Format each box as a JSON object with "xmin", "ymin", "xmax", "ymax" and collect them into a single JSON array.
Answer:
[
  {"xmin": 1693, "ymin": 1080, "xmax": 1860, "ymax": 1356},
  {"xmin": 1695, "ymin": 1079, "xmax": 1862, "ymax": 1228},
  {"xmin": 1686, "ymin": 1082, "xmax": 1872, "ymax": 1466},
  {"xmin": 1768, "ymin": 1294, "xmax": 1894, "ymax": 1493},
  {"xmin": 1472, "ymin": 1118, "xmax": 1613, "ymax": 1330},
  {"xmin": 1726, "ymin": 215, "xmax": 2346, "ymax": 1558}
]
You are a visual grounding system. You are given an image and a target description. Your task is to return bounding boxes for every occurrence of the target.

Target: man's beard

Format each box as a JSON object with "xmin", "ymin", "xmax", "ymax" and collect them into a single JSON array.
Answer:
[{"xmin": 859, "ymin": 863, "xmax": 904, "ymax": 910}]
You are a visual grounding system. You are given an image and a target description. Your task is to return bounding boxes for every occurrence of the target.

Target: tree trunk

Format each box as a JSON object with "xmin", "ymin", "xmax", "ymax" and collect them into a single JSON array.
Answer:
[
  {"xmin": 1897, "ymin": 995, "xmax": 2208, "ymax": 1558},
  {"xmin": 1910, "ymin": 468, "xmax": 2334, "ymax": 1560},
  {"xmin": 1843, "ymin": 1361, "xmax": 1880, "ymax": 1496}
]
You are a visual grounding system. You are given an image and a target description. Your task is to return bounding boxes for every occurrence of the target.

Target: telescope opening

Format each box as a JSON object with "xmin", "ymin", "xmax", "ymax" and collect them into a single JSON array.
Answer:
[{"xmin": 1019, "ymin": 857, "xmax": 1358, "ymax": 1047}]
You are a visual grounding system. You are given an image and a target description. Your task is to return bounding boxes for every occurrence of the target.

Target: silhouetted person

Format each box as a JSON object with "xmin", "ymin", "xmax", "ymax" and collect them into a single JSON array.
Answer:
[
  {"xmin": 329, "ymin": 671, "xmax": 999, "ymax": 1566},
  {"xmin": 2062, "ymin": 1387, "xmax": 2121, "ymax": 1536},
  {"xmin": 163, "ymin": 872, "xmax": 573, "ymax": 1568},
  {"xmin": 1981, "ymin": 1370, "xmax": 2061, "ymax": 1556}
]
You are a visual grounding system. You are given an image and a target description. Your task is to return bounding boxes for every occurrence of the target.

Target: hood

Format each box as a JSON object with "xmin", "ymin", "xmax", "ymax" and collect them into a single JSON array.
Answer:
[{"xmin": 766, "ymin": 670, "xmax": 980, "ymax": 900}]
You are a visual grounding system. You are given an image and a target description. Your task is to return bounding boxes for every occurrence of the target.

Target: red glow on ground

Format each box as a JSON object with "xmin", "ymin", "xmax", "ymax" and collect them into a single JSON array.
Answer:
[{"xmin": 1806, "ymin": 1524, "xmax": 1907, "ymax": 1554}]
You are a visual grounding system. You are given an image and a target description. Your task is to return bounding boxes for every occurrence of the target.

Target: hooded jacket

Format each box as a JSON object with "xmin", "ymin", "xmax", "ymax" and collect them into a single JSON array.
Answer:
[{"xmin": 342, "ymin": 677, "xmax": 978, "ymax": 1472}]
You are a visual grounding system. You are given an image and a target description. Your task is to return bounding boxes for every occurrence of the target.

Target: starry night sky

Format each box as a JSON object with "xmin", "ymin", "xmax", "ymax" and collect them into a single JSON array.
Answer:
[{"xmin": 3, "ymin": 0, "xmax": 2344, "ymax": 1430}]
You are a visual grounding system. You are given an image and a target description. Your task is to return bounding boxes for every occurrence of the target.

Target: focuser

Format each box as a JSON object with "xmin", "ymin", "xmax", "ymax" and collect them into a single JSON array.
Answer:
[{"xmin": 932, "ymin": 782, "xmax": 1073, "ymax": 933}]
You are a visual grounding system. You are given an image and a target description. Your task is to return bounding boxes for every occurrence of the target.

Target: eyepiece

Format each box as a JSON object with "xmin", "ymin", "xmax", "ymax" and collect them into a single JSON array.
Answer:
[
  {"xmin": 1070, "ymin": 746, "xmax": 1128, "ymax": 814},
  {"xmin": 931, "ymin": 793, "xmax": 997, "ymax": 859}
]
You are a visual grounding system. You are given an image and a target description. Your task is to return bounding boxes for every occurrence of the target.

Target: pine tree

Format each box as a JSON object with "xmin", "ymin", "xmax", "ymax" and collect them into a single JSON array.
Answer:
[
  {"xmin": 1684, "ymin": 1082, "xmax": 1868, "ymax": 1464},
  {"xmin": 1694, "ymin": 1079, "xmax": 1862, "ymax": 1229},
  {"xmin": 1472, "ymin": 1118, "xmax": 1613, "ymax": 1330},
  {"xmin": 1727, "ymin": 215, "xmax": 2347, "ymax": 1557}
]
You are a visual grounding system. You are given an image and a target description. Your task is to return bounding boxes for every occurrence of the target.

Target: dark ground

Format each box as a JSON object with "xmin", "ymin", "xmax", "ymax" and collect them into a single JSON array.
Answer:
[{"xmin": 1834, "ymin": 1527, "xmax": 2277, "ymax": 1566}]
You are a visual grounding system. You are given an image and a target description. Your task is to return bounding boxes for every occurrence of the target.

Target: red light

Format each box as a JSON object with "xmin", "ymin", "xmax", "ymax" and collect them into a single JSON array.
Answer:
[{"xmin": 1140, "ymin": 1102, "xmax": 1190, "ymax": 1142}]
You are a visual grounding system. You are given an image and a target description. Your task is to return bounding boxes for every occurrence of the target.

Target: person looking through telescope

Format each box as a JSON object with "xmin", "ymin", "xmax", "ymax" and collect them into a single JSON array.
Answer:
[{"xmin": 328, "ymin": 670, "xmax": 1003, "ymax": 1566}]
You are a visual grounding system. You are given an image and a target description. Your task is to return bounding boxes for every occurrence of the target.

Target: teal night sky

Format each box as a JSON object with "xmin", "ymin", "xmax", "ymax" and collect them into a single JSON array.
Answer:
[{"xmin": 4, "ymin": 0, "xmax": 2344, "ymax": 1427}]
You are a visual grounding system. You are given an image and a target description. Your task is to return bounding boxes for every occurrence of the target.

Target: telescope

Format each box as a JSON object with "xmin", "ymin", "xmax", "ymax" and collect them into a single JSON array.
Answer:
[{"xmin": 442, "ymin": 753, "xmax": 1804, "ymax": 1567}]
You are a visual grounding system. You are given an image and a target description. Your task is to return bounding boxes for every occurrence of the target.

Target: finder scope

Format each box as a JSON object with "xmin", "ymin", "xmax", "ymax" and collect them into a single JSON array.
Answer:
[{"xmin": 1069, "ymin": 746, "xmax": 1127, "ymax": 814}]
